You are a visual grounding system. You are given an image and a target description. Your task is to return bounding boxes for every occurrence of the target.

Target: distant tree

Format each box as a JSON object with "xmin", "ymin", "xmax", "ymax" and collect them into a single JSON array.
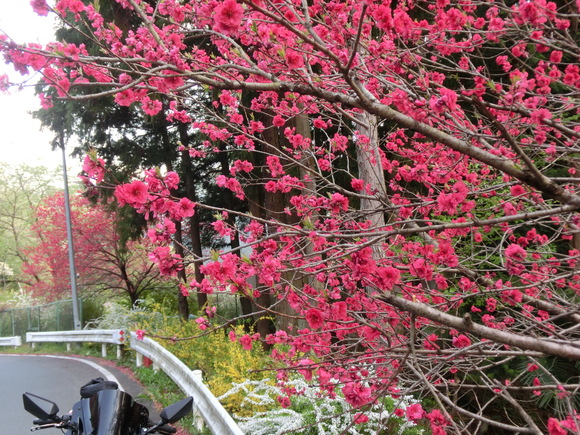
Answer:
[
  {"xmin": 21, "ymin": 191, "xmax": 167, "ymax": 304},
  {"xmin": 0, "ymin": 163, "xmax": 60, "ymax": 287}
]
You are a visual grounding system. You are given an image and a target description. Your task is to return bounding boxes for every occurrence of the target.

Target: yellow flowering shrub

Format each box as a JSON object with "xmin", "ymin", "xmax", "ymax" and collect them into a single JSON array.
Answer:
[{"xmin": 134, "ymin": 305, "xmax": 274, "ymax": 416}]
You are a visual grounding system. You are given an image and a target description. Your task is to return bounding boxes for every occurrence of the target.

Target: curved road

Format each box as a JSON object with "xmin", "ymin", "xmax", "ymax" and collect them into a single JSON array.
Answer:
[{"xmin": 0, "ymin": 354, "xmax": 152, "ymax": 434}]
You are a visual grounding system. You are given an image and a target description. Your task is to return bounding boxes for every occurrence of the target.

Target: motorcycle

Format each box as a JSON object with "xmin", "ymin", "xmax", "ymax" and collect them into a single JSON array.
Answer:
[{"xmin": 22, "ymin": 377, "xmax": 193, "ymax": 434}]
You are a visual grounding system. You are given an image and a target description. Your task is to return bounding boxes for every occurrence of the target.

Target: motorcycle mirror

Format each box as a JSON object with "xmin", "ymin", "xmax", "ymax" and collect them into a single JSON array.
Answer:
[
  {"xmin": 160, "ymin": 397, "xmax": 193, "ymax": 424},
  {"xmin": 22, "ymin": 392, "xmax": 60, "ymax": 421}
]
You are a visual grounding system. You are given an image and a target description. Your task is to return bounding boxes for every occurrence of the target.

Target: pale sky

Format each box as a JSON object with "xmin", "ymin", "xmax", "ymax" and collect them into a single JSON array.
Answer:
[{"xmin": 0, "ymin": 2, "xmax": 80, "ymax": 172}]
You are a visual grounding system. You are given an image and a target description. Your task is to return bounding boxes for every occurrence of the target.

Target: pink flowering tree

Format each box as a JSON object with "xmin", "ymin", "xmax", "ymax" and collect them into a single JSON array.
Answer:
[
  {"xmin": 3, "ymin": 0, "xmax": 580, "ymax": 432},
  {"xmin": 21, "ymin": 191, "xmax": 167, "ymax": 305}
]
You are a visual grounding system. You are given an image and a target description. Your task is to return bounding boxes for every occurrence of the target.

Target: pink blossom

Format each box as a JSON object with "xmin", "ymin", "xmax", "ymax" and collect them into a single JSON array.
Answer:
[
  {"xmin": 527, "ymin": 363, "xmax": 539, "ymax": 372},
  {"xmin": 505, "ymin": 244, "xmax": 527, "ymax": 261},
  {"xmin": 212, "ymin": 219, "xmax": 234, "ymax": 238},
  {"xmin": 179, "ymin": 283, "xmax": 189, "ymax": 297},
  {"xmin": 286, "ymin": 50, "xmax": 304, "ymax": 69},
  {"xmin": 328, "ymin": 193, "xmax": 349, "ymax": 214},
  {"xmin": 510, "ymin": 185, "xmax": 525, "ymax": 196},
  {"xmin": 55, "ymin": 0, "xmax": 85, "ymax": 14},
  {"xmin": 215, "ymin": 175, "xmax": 245, "ymax": 199},
  {"xmin": 272, "ymin": 114, "xmax": 285, "ymax": 127},
  {"xmin": 530, "ymin": 108, "xmax": 552, "ymax": 124},
  {"xmin": 410, "ymin": 258, "xmax": 433, "ymax": 281},
  {"xmin": 313, "ymin": 118, "xmax": 328, "ymax": 129},
  {"xmin": 195, "ymin": 317, "xmax": 209, "ymax": 330},
  {"xmin": 354, "ymin": 413, "xmax": 369, "ymax": 424},
  {"xmin": 82, "ymin": 155, "xmax": 105, "ymax": 184},
  {"xmin": 238, "ymin": 334, "xmax": 254, "ymax": 350},
  {"xmin": 141, "ymin": 97, "xmax": 162, "ymax": 116},
  {"xmin": 135, "ymin": 329, "xmax": 145, "ymax": 340},
  {"xmin": 330, "ymin": 301, "xmax": 348, "ymax": 321},
  {"xmin": 547, "ymin": 418, "xmax": 566, "ymax": 435},
  {"xmin": 115, "ymin": 180, "xmax": 149, "ymax": 206},
  {"xmin": 423, "ymin": 334, "xmax": 440, "ymax": 351},
  {"xmin": 297, "ymin": 358, "xmax": 315, "ymax": 380},
  {"xmin": 430, "ymin": 88, "xmax": 458, "ymax": 114},
  {"xmin": 350, "ymin": 178, "xmax": 365, "ymax": 193},
  {"xmin": 31, "ymin": 0, "xmax": 49, "ymax": 16},
  {"xmin": 374, "ymin": 4, "xmax": 393, "ymax": 30},
  {"xmin": 426, "ymin": 409, "xmax": 448, "ymax": 431},
  {"xmin": 277, "ymin": 396, "xmax": 291, "ymax": 408},
  {"xmin": 164, "ymin": 171, "xmax": 180, "ymax": 189},
  {"xmin": 342, "ymin": 382, "xmax": 372, "ymax": 407},
  {"xmin": 169, "ymin": 197, "xmax": 196, "ymax": 221},
  {"xmin": 266, "ymin": 155, "xmax": 285, "ymax": 177},
  {"xmin": 148, "ymin": 246, "xmax": 183, "ymax": 276},
  {"xmin": 405, "ymin": 403, "xmax": 425, "ymax": 421},
  {"xmin": 230, "ymin": 159, "xmax": 254, "ymax": 176},
  {"xmin": 375, "ymin": 266, "xmax": 400, "ymax": 291},
  {"xmin": 114, "ymin": 89, "xmax": 138, "ymax": 106},
  {"xmin": 452, "ymin": 334, "xmax": 472, "ymax": 348},
  {"xmin": 305, "ymin": 308, "xmax": 325, "ymax": 329},
  {"xmin": 213, "ymin": 0, "xmax": 244, "ymax": 35}
]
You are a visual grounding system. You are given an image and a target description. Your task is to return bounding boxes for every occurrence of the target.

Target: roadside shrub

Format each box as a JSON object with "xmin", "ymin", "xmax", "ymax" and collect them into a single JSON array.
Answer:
[
  {"xmin": 135, "ymin": 305, "xmax": 270, "ymax": 416},
  {"xmin": 220, "ymin": 377, "xmax": 425, "ymax": 435}
]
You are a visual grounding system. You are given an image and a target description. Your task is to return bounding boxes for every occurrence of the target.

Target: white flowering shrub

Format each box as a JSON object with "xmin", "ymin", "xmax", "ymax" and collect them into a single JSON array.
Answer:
[
  {"xmin": 219, "ymin": 377, "xmax": 424, "ymax": 434},
  {"xmin": 85, "ymin": 300, "xmax": 157, "ymax": 330}
]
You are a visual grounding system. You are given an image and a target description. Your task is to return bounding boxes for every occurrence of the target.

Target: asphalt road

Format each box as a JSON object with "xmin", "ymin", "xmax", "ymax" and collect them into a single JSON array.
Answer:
[{"xmin": 0, "ymin": 354, "xmax": 152, "ymax": 434}]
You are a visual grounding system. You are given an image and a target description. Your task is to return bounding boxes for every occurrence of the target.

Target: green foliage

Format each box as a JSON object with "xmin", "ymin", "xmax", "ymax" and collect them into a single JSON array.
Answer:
[
  {"xmin": 0, "ymin": 163, "xmax": 62, "ymax": 286},
  {"xmin": 135, "ymin": 304, "xmax": 269, "ymax": 416}
]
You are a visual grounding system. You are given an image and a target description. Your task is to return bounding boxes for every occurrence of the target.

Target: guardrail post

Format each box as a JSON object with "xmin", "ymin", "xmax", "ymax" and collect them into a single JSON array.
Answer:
[
  {"xmin": 191, "ymin": 370, "xmax": 205, "ymax": 432},
  {"xmin": 136, "ymin": 352, "xmax": 143, "ymax": 367},
  {"xmin": 101, "ymin": 343, "xmax": 107, "ymax": 358},
  {"xmin": 116, "ymin": 344, "xmax": 123, "ymax": 360},
  {"xmin": 67, "ymin": 343, "xmax": 72, "ymax": 352}
]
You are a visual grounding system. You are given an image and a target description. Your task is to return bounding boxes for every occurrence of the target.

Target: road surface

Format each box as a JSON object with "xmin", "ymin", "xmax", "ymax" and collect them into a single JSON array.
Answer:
[{"xmin": 0, "ymin": 354, "xmax": 152, "ymax": 434}]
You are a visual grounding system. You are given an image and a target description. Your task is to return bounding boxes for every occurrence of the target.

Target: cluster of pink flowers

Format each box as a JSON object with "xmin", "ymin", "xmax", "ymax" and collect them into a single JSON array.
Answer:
[{"xmin": 10, "ymin": 0, "xmax": 580, "ymax": 430}]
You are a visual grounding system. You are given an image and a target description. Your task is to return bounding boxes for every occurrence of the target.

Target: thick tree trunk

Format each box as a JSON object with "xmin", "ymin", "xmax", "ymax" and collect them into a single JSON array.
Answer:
[
  {"xmin": 356, "ymin": 112, "xmax": 386, "ymax": 231},
  {"xmin": 178, "ymin": 123, "xmax": 208, "ymax": 310},
  {"xmin": 173, "ymin": 220, "xmax": 190, "ymax": 319},
  {"xmin": 158, "ymin": 114, "xmax": 189, "ymax": 319}
]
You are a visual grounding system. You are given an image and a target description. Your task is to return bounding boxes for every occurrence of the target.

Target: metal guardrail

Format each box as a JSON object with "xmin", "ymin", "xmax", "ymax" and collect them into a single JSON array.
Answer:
[
  {"xmin": 129, "ymin": 332, "xmax": 243, "ymax": 435},
  {"xmin": 21, "ymin": 329, "xmax": 243, "ymax": 435},
  {"xmin": 26, "ymin": 329, "xmax": 127, "ymax": 359},
  {"xmin": 0, "ymin": 336, "xmax": 21, "ymax": 347}
]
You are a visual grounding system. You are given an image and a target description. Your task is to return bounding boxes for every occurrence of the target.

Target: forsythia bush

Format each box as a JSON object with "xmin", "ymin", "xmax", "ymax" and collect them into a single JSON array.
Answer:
[{"xmin": 135, "ymin": 304, "xmax": 272, "ymax": 416}]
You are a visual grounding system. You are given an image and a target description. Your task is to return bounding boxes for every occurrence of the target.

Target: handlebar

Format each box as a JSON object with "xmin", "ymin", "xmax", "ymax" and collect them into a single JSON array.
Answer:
[
  {"xmin": 156, "ymin": 424, "xmax": 177, "ymax": 434},
  {"xmin": 31, "ymin": 416, "xmax": 72, "ymax": 432},
  {"xmin": 32, "ymin": 419, "xmax": 55, "ymax": 425},
  {"xmin": 30, "ymin": 422, "xmax": 69, "ymax": 432}
]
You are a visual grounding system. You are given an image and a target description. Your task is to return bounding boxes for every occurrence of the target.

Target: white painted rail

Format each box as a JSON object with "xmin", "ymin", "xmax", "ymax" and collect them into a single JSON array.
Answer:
[
  {"xmin": 0, "ymin": 336, "xmax": 21, "ymax": 347},
  {"xmin": 26, "ymin": 329, "xmax": 127, "ymax": 358}
]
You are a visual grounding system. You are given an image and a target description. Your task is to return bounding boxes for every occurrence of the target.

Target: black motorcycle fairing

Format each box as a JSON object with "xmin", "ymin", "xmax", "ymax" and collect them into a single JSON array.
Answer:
[{"xmin": 69, "ymin": 389, "xmax": 149, "ymax": 435}]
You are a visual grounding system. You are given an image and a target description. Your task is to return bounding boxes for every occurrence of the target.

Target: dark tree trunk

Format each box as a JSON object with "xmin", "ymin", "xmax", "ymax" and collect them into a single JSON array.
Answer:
[{"xmin": 178, "ymin": 123, "xmax": 208, "ymax": 310}]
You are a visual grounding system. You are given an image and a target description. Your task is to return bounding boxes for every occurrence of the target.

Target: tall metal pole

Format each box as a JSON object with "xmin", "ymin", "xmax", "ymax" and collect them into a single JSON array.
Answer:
[{"xmin": 60, "ymin": 136, "xmax": 81, "ymax": 330}]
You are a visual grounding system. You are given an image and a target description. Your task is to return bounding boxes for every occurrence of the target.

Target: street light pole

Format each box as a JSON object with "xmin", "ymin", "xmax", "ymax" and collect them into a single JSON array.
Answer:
[{"xmin": 60, "ymin": 134, "xmax": 81, "ymax": 330}]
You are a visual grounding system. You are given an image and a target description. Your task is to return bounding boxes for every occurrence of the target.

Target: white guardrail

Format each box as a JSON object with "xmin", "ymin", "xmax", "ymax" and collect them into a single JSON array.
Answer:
[
  {"xmin": 0, "ymin": 336, "xmax": 22, "ymax": 347},
  {"xmin": 22, "ymin": 329, "xmax": 243, "ymax": 435},
  {"xmin": 26, "ymin": 329, "xmax": 127, "ymax": 359}
]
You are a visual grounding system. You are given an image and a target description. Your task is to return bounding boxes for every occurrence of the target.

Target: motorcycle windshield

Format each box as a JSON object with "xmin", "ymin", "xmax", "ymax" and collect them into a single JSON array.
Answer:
[{"xmin": 86, "ymin": 389, "xmax": 148, "ymax": 435}]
